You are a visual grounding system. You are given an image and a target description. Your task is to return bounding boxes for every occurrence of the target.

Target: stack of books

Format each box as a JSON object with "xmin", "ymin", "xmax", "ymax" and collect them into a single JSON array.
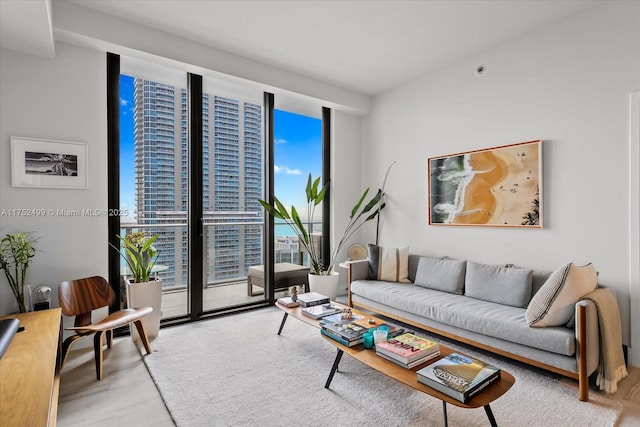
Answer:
[
  {"xmin": 301, "ymin": 304, "xmax": 343, "ymax": 319},
  {"xmin": 416, "ymin": 353, "xmax": 501, "ymax": 403},
  {"xmin": 320, "ymin": 314, "xmax": 391, "ymax": 347},
  {"xmin": 375, "ymin": 333, "xmax": 440, "ymax": 368},
  {"xmin": 296, "ymin": 292, "xmax": 330, "ymax": 307}
]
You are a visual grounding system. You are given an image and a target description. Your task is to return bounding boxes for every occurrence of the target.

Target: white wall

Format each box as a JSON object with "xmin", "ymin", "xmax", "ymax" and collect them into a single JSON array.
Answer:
[
  {"xmin": 0, "ymin": 43, "xmax": 108, "ymax": 315},
  {"xmin": 361, "ymin": 1, "xmax": 640, "ymax": 362},
  {"xmin": 332, "ymin": 110, "xmax": 364, "ymax": 292}
]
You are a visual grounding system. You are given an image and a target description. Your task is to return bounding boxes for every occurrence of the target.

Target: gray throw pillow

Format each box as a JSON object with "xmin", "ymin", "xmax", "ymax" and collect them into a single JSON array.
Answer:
[
  {"xmin": 464, "ymin": 261, "xmax": 533, "ymax": 308},
  {"xmin": 413, "ymin": 257, "xmax": 466, "ymax": 294}
]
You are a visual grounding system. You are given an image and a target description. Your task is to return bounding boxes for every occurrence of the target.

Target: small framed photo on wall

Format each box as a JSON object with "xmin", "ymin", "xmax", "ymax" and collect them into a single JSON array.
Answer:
[{"xmin": 11, "ymin": 137, "xmax": 88, "ymax": 189}]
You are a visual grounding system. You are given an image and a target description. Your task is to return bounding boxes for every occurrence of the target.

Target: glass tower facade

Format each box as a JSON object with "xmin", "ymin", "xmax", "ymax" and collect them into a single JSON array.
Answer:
[{"xmin": 133, "ymin": 77, "xmax": 263, "ymax": 288}]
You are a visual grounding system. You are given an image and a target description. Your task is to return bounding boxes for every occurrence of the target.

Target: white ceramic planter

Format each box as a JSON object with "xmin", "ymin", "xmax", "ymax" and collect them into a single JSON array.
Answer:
[
  {"xmin": 308, "ymin": 271, "xmax": 340, "ymax": 300},
  {"xmin": 127, "ymin": 278, "xmax": 162, "ymax": 341}
]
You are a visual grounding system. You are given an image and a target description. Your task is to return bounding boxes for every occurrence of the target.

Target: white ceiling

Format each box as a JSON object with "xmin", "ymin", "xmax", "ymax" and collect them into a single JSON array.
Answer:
[{"xmin": 1, "ymin": 0, "xmax": 603, "ymax": 95}]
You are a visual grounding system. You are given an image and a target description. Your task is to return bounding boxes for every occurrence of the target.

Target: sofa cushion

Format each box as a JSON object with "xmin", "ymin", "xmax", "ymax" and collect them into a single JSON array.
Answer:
[
  {"xmin": 350, "ymin": 280, "xmax": 575, "ymax": 356},
  {"xmin": 464, "ymin": 261, "xmax": 533, "ymax": 308},
  {"xmin": 525, "ymin": 262, "xmax": 598, "ymax": 327},
  {"xmin": 413, "ymin": 256, "xmax": 466, "ymax": 294},
  {"xmin": 367, "ymin": 245, "xmax": 410, "ymax": 283},
  {"xmin": 507, "ymin": 264, "xmax": 553, "ymax": 298}
]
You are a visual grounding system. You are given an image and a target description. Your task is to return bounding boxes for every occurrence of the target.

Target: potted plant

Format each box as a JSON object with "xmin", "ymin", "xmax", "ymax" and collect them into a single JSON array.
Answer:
[
  {"xmin": 0, "ymin": 232, "xmax": 38, "ymax": 313},
  {"xmin": 112, "ymin": 231, "xmax": 162, "ymax": 340},
  {"xmin": 259, "ymin": 174, "xmax": 383, "ymax": 298},
  {"xmin": 116, "ymin": 231, "xmax": 159, "ymax": 283}
]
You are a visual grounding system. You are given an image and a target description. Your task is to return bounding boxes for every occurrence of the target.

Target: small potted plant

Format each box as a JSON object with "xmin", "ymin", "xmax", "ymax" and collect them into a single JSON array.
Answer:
[
  {"xmin": 0, "ymin": 232, "xmax": 38, "ymax": 313},
  {"xmin": 259, "ymin": 174, "xmax": 383, "ymax": 299},
  {"xmin": 116, "ymin": 231, "xmax": 158, "ymax": 283},
  {"xmin": 112, "ymin": 231, "xmax": 162, "ymax": 340}
]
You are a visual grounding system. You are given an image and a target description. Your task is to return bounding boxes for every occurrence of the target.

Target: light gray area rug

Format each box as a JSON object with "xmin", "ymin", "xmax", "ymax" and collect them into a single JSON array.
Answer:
[{"xmin": 144, "ymin": 307, "xmax": 623, "ymax": 427}]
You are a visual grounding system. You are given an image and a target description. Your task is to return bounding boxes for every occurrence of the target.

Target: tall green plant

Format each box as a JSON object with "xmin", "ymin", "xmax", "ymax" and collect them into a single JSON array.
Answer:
[
  {"xmin": 0, "ymin": 232, "xmax": 38, "ymax": 313},
  {"xmin": 259, "ymin": 174, "xmax": 383, "ymax": 275}
]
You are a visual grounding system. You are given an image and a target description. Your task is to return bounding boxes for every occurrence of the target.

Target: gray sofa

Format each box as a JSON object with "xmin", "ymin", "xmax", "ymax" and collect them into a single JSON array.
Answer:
[{"xmin": 347, "ymin": 254, "xmax": 601, "ymax": 401}]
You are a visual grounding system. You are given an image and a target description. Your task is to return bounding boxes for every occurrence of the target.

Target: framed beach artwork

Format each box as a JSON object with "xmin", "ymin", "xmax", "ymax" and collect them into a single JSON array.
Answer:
[
  {"xmin": 11, "ymin": 137, "xmax": 88, "ymax": 189},
  {"xmin": 428, "ymin": 140, "xmax": 542, "ymax": 228}
]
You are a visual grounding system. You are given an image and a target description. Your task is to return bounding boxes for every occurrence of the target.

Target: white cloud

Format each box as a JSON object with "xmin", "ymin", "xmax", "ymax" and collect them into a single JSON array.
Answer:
[
  {"xmin": 275, "ymin": 138, "xmax": 288, "ymax": 144},
  {"xmin": 120, "ymin": 97, "xmax": 129, "ymax": 106},
  {"xmin": 274, "ymin": 165, "xmax": 302, "ymax": 175}
]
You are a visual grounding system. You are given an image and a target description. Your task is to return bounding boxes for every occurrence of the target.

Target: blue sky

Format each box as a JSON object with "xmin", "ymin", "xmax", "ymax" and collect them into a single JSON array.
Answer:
[{"xmin": 119, "ymin": 74, "xmax": 321, "ymax": 220}]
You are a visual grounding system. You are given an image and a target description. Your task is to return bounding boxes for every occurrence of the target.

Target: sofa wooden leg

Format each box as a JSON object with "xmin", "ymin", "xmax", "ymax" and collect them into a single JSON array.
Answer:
[{"xmin": 577, "ymin": 304, "xmax": 589, "ymax": 401}]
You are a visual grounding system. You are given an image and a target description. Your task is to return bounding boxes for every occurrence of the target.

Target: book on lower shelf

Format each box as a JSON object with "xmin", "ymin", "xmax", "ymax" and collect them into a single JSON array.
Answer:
[
  {"xmin": 416, "ymin": 353, "xmax": 501, "ymax": 403},
  {"xmin": 375, "ymin": 333, "xmax": 439, "ymax": 364},
  {"xmin": 301, "ymin": 304, "xmax": 343, "ymax": 319},
  {"xmin": 276, "ymin": 296, "xmax": 299, "ymax": 308},
  {"xmin": 296, "ymin": 292, "xmax": 330, "ymax": 307},
  {"xmin": 320, "ymin": 319, "xmax": 370, "ymax": 343},
  {"xmin": 320, "ymin": 328, "xmax": 363, "ymax": 347},
  {"xmin": 377, "ymin": 349, "xmax": 441, "ymax": 369}
]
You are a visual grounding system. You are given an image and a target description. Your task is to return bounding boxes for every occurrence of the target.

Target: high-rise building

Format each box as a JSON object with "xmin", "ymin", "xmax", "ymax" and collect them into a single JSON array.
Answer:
[{"xmin": 133, "ymin": 78, "xmax": 263, "ymax": 288}]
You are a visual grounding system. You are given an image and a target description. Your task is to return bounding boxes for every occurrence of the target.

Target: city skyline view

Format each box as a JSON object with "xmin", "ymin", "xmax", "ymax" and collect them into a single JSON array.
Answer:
[
  {"xmin": 118, "ymin": 72, "xmax": 322, "ymax": 289},
  {"xmin": 119, "ymin": 74, "xmax": 322, "ymax": 224}
]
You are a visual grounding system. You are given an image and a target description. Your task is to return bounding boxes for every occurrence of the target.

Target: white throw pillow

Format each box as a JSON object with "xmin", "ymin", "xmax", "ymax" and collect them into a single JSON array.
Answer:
[
  {"xmin": 367, "ymin": 245, "xmax": 410, "ymax": 283},
  {"xmin": 525, "ymin": 262, "xmax": 598, "ymax": 327}
]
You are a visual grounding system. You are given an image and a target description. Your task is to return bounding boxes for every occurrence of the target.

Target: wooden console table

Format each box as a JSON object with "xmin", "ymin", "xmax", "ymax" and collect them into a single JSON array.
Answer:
[{"xmin": 0, "ymin": 308, "xmax": 62, "ymax": 426}]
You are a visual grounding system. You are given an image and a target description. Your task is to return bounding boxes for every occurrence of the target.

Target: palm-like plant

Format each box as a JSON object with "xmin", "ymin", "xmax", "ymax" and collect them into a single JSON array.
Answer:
[{"xmin": 259, "ymin": 174, "xmax": 383, "ymax": 275}]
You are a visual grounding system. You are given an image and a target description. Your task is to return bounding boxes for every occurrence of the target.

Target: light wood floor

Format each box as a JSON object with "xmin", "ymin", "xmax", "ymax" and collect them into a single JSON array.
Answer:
[{"xmin": 58, "ymin": 338, "xmax": 174, "ymax": 426}]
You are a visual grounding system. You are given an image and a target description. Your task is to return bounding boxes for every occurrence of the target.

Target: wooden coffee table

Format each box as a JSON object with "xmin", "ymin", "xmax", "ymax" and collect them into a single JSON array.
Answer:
[{"xmin": 275, "ymin": 301, "xmax": 515, "ymax": 427}]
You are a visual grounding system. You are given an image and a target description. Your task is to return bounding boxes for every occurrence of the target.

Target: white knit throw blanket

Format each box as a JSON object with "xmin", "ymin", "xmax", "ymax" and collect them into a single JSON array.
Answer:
[{"xmin": 584, "ymin": 289, "xmax": 628, "ymax": 394}]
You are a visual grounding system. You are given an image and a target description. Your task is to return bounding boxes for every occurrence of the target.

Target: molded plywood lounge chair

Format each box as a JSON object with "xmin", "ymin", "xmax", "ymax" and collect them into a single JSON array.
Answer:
[{"xmin": 58, "ymin": 276, "xmax": 153, "ymax": 380}]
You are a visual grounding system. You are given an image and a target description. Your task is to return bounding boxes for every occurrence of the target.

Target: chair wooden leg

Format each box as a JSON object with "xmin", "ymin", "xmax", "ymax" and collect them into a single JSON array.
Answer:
[
  {"xmin": 133, "ymin": 320, "xmax": 152, "ymax": 355},
  {"xmin": 106, "ymin": 329, "xmax": 113, "ymax": 349},
  {"xmin": 60, "ymin": 334, "xmax": 84, "ymax": 370},
  {"xmin": 94, "ymin": 331, "xmax": 104, "ymax": 380}
]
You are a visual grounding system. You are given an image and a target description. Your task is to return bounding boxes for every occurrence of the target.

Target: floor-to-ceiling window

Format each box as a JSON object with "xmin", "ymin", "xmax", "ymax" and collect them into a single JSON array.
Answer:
[
  {"xmin": 201, "ymin": 77, "xmax": 265, "ymax": 311},
  {"xmin": 118, "ymin": 59, "xmax": 190, "ymax": 318},
  {"xmin": 272, "ymin": 109, "xmax": 323, "ymax": 267},
  {"xmin": 110, "ymin": 53, "xmax": 328, "ymax": 322}
]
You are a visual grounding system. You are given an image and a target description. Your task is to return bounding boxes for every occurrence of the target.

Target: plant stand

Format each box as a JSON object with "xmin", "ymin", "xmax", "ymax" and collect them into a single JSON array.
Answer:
[
  {"xmin": 308, "ymin": 271, "xmax": 340, "ymax": 300},
  {"xmin": 127, "ymin": 278, "xmax": 162, "ymax": 341}
]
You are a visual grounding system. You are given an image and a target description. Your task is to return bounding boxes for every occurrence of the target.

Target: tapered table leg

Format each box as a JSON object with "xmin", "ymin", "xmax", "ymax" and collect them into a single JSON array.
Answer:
[
  {"xmin": 324, "ymin": 349, "xmax": 344, "ymax": 388},
  {"xmin": 277, "ymin": 313, "xmax": 288, "ymax": 335},
  {"xmin": 442, "ymin": 401, "xmax": 448, "ymax": 427},
  {"xmin": 484, "ymin": 404, "xmax": 498, "ymax": 427}
]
